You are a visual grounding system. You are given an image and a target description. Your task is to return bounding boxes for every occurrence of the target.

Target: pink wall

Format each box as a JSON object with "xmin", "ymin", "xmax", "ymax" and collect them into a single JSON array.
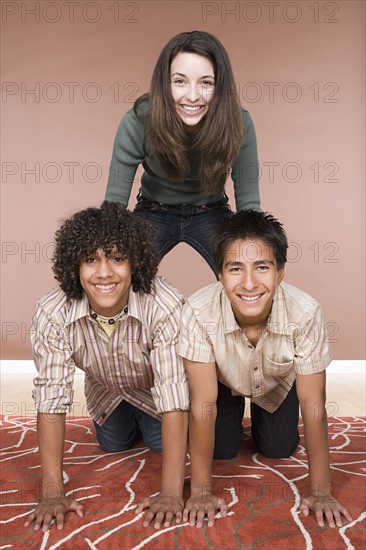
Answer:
[{"xmin": 1, "ymin": 1, "xmax": 365, "ymax": 359}]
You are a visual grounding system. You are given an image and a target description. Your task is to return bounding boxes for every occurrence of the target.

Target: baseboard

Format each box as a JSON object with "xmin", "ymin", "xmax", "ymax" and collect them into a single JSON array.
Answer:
[{"xmin": 0, "ymin": 359, "xmax": 365, "ymax": 375}]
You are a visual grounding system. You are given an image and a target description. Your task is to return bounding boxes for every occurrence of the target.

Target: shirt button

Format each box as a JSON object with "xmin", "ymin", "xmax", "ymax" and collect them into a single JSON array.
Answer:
[
  {"xmin": 255, "ymin": 385, "xmax": 260, "ymax": 389},
  {"xmin": 254, "ymin": 367, "xmax": 258, "ymax": 371},
  {"xmin": 248, "ymin": 344, "xmax": 253, "ymax": 349}
]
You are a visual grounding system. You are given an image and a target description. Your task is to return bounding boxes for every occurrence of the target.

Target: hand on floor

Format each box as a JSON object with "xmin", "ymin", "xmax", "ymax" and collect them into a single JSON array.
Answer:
[
  {"xmin": 183, "ymin": 493, "xmax": 228, "ymax": 528},
  {"xmin": 24, "ymin": 496, "xmax": 85, "ymax": 532},
  {"xmin": 300, "ymin": 494, "xmax": 352, "ymax": 528},
  {"xmin": 136, "ymin": 493, "xmax": 184, "ymax": 529}
]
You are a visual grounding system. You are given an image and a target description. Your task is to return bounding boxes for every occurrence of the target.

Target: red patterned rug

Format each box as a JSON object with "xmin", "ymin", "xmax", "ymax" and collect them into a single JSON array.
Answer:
[{"xmin": 1, "ymin": 416, "xmax": 365, "ymax": 550}]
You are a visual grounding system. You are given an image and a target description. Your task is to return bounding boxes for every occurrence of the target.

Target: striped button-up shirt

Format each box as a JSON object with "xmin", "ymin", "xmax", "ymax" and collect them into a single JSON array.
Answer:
[
  {"xmin": 179, "ymin": 281, "xmax": 332, "ymax": 413},
  {"xmin": 32, "ymin": 276, "xmax": 189, "ymax": 424}
]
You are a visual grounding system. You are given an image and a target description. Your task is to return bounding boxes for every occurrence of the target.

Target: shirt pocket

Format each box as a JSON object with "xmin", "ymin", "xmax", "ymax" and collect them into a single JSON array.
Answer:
[{"xmin": 263, "ymin": 356, "xmax": 294, "ymax": 379}]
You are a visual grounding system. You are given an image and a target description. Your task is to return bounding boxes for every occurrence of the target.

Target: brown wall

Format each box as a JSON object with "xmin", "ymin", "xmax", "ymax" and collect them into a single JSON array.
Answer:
[{"xmin": 1, "ymin": 1, "xmax": 365, "ymax": 359}]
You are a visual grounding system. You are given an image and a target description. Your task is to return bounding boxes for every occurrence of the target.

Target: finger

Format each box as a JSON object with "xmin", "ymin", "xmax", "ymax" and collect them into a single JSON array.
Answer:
[
  {"xmin": 339, "ymin": 505, "xmax": 353, "ymax": 523},
  {"xmin": 314, "ymin": 504, "xmax": 325, "ymax": 527},
  {"xmin": 69, "ymin": 500, "xmax": 85, "ymax": 515},
  {"xmin": 324, "ymin": 507, "xmax": 336, "ymax": 528},
  {"xmin": 331, "ymin": 508, "xmax": 343, "ymax": 528},
  {"xmin": 175, "ymin": 510, "xmax": 183, "ymax": 524},
  {"xmin": 189, "ymin": 508, "xmax": 198, "ymax": 526},
  {"xmin": 135, "ymin": 498, "xmax": 150, "ymax": 515},
  {"xmin": 163, "ymin": 511, "xmax": 174, "ymax": 527},
  {"xmin": 153, "ymin": 511, "xmax": 166, "ymax": 530},
  {"xmin": 218, "ymin": 498, "xmax": 228, "ymax": 517},
  {"xmin": 182, "ymin": 507, "xmax": 190, "ymax": 522},
  {"xmin": 196, "ymin": 508, "xmax": 206, "ymax": 529},
  {"xmin": 299, "ymin": 498, "xmax": 311, "ymax": 517},
  {"xmin": 207, "ymin": 507, "xmax": 216, "ymax": 527},
  {"xmin": 76, "ymin": 505, "xmax": 85, "ymax": 518},
  {"xmin": 24, "ymin": 511, "xmax": 36, "ymax": 527},
  {"xmin": 33, "ymin": 514, "xmax": 45, "ymax": 531},
  {"xmin": 299, "ymin": 504, "xmax": 310, "ymax": 517},
  {"xmin": 56, "ymin": 512, "xmax": 65, "ymax": 531},
  {"xmin": 41, "ymin": 513, "xmax": 54, "ymax": 532},
  {"xmin": 142, "ymin": 510, "xmax": 155, "ymax": 528}
]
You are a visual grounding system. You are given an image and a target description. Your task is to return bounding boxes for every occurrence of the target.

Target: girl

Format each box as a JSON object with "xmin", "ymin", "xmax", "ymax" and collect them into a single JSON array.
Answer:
[{"xmin": 105, "ymin": 31, "xmax": 260, "ymax": 275}]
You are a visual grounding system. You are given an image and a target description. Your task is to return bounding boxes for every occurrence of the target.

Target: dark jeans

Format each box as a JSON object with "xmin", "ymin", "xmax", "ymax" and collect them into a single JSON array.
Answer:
[
  {"xmin": 214, "ymin": 382, "xmax": 300, "ymax": 459},
  {"xmin": 133, "ymin": 194, "xmax": 234, "ymax": 276},
  {"xmin": 94, "ymin": 400, "xmax": 162, "ymax": 453}
]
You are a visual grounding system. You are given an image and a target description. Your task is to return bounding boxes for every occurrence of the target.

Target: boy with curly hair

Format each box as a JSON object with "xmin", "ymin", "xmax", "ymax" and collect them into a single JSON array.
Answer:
[{"xmin": 25, "ymin": 203, "xmax": 189, "ymax": 532}]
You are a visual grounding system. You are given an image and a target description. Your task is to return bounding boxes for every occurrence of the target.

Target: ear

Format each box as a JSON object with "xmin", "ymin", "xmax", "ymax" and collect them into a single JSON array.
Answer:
[
  {"xmin": 277, "ymin": 267, "xmax": 285, "ymax": 285},
  {"xmin": 218, "ymin": 271, "xmax": 223, "ymax": 283}
]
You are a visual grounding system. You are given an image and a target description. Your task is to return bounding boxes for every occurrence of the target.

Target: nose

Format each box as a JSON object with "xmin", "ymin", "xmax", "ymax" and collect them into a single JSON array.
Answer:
[
  {"xmin": 185, "ymin": 84, "xmax": 200, "ymax": 102},
  {"xmin": 97, "ymin": 258, "xmax": 113, "ymax": 278},
  {"xmin": 240, "ymin": 269, "xmax": 258, "ymax": 291}
]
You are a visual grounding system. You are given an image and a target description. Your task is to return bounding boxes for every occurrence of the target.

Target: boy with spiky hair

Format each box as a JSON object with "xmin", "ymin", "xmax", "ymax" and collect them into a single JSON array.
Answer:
[{"xmin": 180, "ymin": 210, "xmax": 352, "ymax": 529}]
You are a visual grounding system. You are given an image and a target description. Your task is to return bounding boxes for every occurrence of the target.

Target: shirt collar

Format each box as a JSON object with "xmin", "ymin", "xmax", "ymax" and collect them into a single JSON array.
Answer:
[
  {"xmin": 221, "ymin": 285, "xmax": 240, "ymax": 333},
  {"xmin": 64, "ymin": 285, "xmax": 143, "ymax": 326},
  {"xmin": 65, "ymin": 292, "xmax": 89, "ymax": 325},
  {"xmin": 220, "ymin": 283, "xmax": 290, "ymax": 335},
  {"xmin": 267, "ymin": 284, "xmax": 290, "ymax": 334}
]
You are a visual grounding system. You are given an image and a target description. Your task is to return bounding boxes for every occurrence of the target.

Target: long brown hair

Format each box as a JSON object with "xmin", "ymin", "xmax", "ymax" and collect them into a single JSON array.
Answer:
[{"xmin": 134, "ymin": 31, "xmax": 244, "ymax": 195}]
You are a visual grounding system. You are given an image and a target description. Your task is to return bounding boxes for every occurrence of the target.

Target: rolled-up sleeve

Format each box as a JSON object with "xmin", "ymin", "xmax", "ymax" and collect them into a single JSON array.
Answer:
[
  {"xmin": 179, "ymin": 302, "xmax": 216, "ymax": 364},
  {"xmin": 31, "ymin": 304, "xmax": 75, "ymax": 414},
  {"xmin": 150, "ymin": 302, "xmax": 190, "ymax": 413},
  {"xmin": 294, "ymin": 305, "xmax": 332, "ymax": 375}
]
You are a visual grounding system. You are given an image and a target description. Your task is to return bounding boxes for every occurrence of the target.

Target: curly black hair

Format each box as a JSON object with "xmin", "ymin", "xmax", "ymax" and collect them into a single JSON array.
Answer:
[
  {"xmin": 212, "ymin": 210, "xmax": 288, "ymax": 273},
  {"xmin": 53, "ymin": 202, "xmax": 158, "ymax": 299}
]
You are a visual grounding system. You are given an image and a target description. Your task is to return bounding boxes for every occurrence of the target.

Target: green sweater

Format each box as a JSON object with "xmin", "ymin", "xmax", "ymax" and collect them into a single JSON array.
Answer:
[{"xmin": 105, "ymin": 102, "xmax": 260, "ymax": 211}]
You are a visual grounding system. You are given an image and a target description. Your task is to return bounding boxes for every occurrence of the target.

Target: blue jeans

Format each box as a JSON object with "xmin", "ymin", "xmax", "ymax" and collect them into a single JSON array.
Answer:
[
  {"xmin": 213, "ymin": 382, "xmax": 300, "ymax": 459},
  {"xmin": 94, "ymin": 400, "xmax": 162, "ymax": 453},
  {"xmin": 133, "ymin": 194, "xmax": 234, "ymax": 276}
]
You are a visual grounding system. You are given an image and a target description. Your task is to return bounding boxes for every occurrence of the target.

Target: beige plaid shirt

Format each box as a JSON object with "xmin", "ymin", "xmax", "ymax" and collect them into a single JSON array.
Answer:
[
  {"xmin": 179, "ymin": 281, "xmax": 332, "ymax": 413},
  {"xmin": 32, "ymin": 277, "xmax": 189, "ymax": 424}
]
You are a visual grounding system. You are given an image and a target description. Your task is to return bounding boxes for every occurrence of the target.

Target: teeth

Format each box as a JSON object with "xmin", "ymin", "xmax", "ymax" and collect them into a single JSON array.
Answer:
[
  {"xmin": 95, "ymin": 284, "xmax": 116, "ymax": 290},
  {"xmin": 239, "ymin": 294, "xmax": 261, "ymax": 302},
  {"xmin": 182, "ymin": 105, "xmax": 201, "ymax": 112}
]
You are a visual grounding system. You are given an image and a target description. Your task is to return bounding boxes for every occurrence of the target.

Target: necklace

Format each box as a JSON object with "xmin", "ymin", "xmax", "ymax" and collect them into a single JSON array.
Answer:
[{"xmin": 90, "ymin": 306, "xmax": 128, "ymax": 325}]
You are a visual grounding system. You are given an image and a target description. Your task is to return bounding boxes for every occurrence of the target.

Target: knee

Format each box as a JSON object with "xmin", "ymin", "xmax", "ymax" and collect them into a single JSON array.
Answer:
[
  {"xmin": 257, "ymin": 438, "xmax": 299, "ymax": 459},
  {"xmin": 95, "ymin": 429, "xmax": 136, "ymax": 453},
  {"xmin": 213, "ymin": 440, "xmax": 241, "ymax": 460},
  {"xmin": 138, "ymin": 418, "xmax": 162, "ymax": 452},
  {"xmin": 143, "ymin": 434, "xmax": 162, "ymax": 453},
  {"xmin": 213, "ymin": 449, "xmax": 239, "ymax": 460},
  {"xmin": 260, "ymin": 447, "xmax": 291, "ymax": 459},
  {"xmin": 147, "ymin": 442, "xmax": 162, "ymax": 453},
  {"xmin": 98, "ymin": 439, "xmax": 133, "ymax": 453}
]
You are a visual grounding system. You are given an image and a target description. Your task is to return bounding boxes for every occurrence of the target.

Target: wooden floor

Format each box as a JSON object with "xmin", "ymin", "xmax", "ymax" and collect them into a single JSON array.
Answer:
[{"xmin": 1, "ymin": 373, "xmax": 365, "ymax": 418}]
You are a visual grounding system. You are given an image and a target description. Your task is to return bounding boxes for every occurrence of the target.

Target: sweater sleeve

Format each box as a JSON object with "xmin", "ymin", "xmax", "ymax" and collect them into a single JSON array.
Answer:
[
  {"xmin": 231, "ymin": 109, "xmax": 261, "ymax": 212},
  {"xmin": 104, "ymin": 109, "xmax": 146, "ymax": 206}
]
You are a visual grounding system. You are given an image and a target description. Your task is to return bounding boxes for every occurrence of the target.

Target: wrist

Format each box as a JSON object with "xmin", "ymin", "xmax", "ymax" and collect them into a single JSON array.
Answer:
[
  {"xmin": 42, "ymin": 480, "xmax": 64, "ymax": 500},
  {"xmin": 158, "ymin": 490, "xmax": 183, "ymax": 501},
  {"xmin": 160, "ymin": 484, "xmax": 183, "ymax": 498},
  {"xmin": 309, "ymin": 481, "xmax": 332, "ymax": 497},
  {"xmin": 190, "ymin": 482, "xmax": 213, "ymax": 497}
]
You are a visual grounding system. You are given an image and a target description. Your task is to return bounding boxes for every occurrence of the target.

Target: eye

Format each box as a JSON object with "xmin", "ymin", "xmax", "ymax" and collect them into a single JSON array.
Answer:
[
  {"xmin": 85, "ymin": 256, "xmax": 97, "ymax": 264},
  {"xmin": 172, "ymin": 78, "xmax": 185, "ymax": 85},
  {"xmin": 112, "ymin": 256, "xmax": 125, "ymax": 263},
  {"xmin": 201, "ymin": 80, "xmax": 215, "ymax": 87},
  {"xmin": 257, "ymin": 265, "xmax": 270, "ymax": 271},
  {"xmin": 229, "ymin": 266, "xmax": 242, "ymax": 273}
]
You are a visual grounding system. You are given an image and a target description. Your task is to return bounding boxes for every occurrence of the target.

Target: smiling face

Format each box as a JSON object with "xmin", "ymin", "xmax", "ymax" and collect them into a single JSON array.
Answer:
[
  {"xmin": 219, "ymin": 238, "xmax": 284, "ymax": 329},
  {"xmin": 79, "ymin": 248, "xmax": 132, "ymax": 317},
  {"xmin": 170, "ymin": 51, "xmax": 215, "ymax": 126}
]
